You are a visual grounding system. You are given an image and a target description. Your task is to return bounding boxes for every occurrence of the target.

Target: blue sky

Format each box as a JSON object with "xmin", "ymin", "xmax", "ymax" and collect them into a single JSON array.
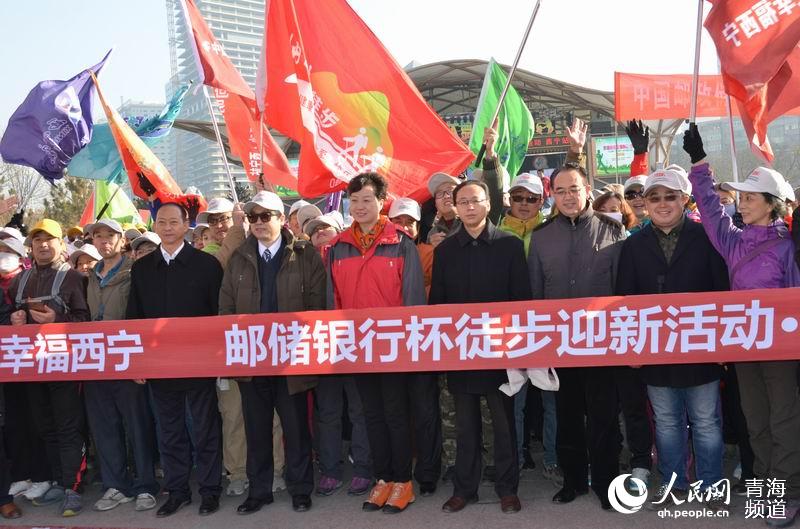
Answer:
[{"xmin": 0, "ymin": 0, "xmax": 722, "ymax": 127}]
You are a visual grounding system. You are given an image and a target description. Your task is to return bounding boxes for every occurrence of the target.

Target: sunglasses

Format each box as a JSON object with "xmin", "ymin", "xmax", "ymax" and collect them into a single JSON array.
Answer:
[
  {"xmin": 645, "ymin": 194, "xmax": 680, "ymax": 204},
  {"xmin": 206, "ymin": 214, "xmax": 233, "ymax": 226},
  {"xmin": 510, "ymin": 195, "xmax": 542, "ymax": 204},
  {"xmin": 625, "ymin": 191, "xmax": 644, "ymax": 200},
  {"xmin": 246, "ymin": 211, "xmax": 279, "ymax": 223}
]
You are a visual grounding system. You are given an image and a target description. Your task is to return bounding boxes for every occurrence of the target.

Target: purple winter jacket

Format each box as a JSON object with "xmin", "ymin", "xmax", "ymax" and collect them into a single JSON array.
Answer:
[{"xmin": 688, "ymin": 163, "xmax": 800, "ymax": 290}]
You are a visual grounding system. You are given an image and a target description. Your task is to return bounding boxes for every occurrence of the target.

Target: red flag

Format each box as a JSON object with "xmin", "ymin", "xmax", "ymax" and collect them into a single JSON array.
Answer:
[
  {"xmin": 79, "ymin": 192, "xmax": 94, "ymax": 227},
  {"xmin": 705, "ymin": 0, "xmax": 800, "ymax": 161},
  {"xmin": 256, "ymin": 0, "xmax": 473, "ymax": 199},
  {"xmin": 212, "ymin": 89, "xmax": 296, "ymax": 190}
]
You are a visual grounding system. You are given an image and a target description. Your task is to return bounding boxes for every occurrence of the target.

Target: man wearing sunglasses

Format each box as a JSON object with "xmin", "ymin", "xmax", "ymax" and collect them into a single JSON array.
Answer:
[
  {"xmin": 219, "ymin": 191, "xmax": 325, "ymax": 515},
  {"xmin": 616, "ymin": 168, "xmax": 729, "ymax": 512}
]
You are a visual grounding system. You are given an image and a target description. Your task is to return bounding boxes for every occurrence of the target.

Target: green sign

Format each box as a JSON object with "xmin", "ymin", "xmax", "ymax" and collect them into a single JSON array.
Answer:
[{"xmin": 593, "ymin": 136, "xmax": 634, "ymax": 176}]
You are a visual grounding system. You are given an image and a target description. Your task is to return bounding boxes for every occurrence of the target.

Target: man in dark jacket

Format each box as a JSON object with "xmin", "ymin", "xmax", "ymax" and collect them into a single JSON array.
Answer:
[
  {"xmin": 218, "ymin": 191, "xmax": 326, "ymax": 515},
  {"xmin": 430, "ymin": 180, "xmax": 531, "ymax": 514},
  {"xmin": 126, "ymin": 203, "xmax": 224, "ymax": 518},
  {"xmin": 8, "ymin": 219, "xmax": 90, "ymax": 517},
  {"xmin": 616, "ymin": 168, "xmax": 730, "ymax": 511},
  {"xmin": 528, "ymin": 162, "xmax": 626, "ymax": 510}
]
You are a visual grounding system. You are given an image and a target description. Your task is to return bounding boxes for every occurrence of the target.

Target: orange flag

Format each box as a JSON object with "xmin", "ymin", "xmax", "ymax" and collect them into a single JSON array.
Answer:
[{"xmin": 256, "ymin": 0, "xmax": 473, "ymax": 200}]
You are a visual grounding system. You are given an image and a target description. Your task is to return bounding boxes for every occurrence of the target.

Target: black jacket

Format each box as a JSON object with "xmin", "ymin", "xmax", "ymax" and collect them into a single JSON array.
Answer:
[
  {"xmin": 127, "ymin": 242, "xmax": 223, "ymax": 388},
  {"xmin": 429, "ymin": 222, "xmax": 531, "ymax": 394},
  {"xmin": 615, "ymin": 218, "xmax": 730, "ymax": 387}
]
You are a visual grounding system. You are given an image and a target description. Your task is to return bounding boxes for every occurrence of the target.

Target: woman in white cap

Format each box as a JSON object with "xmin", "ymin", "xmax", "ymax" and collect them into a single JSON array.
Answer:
[
  {"xmin": 684, "ymin": 125, "xmax": 800, "ymax": 528},
  {"xmin": 68, "ymin": 244, "xmax": 102, "ymax": 276}
]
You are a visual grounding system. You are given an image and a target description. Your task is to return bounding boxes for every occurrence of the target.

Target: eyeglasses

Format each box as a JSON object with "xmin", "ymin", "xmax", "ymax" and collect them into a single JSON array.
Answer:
[
  {"xmin": 510, "ymin": 195, "xmax": 542, "ymax": 204},
  {"xmin": 312, "ymin": 224, "xmax": 336, "ymax": 235},
  {"xmin": 645, "ymin": 194, "xmax": 680, "ymax": 204},
  {"xmin": 206, "ymin": 214, "xmax": 233, "ymax": 226},
  {"xmin": 625, "ymin": 191, "xmax": 644, "ymax": 200},
  {"xmin": 246, "ymin": 211, "xmax": 279, "ymax": 223},
  {"xmin": 435, "ymin": 190, "xmax": 453, "ymax": 199},
  {"xmin": 553, "ymin": 187, "xmax": 583, "ymax": 198},
  {"xmin": 455, "ymin": 198, "xmax": 488, "ymax": 208}
]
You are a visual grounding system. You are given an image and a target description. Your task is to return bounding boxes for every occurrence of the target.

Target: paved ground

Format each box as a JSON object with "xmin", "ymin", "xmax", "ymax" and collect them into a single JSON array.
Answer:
[{"xmin": 0, "ymin": 446, "xmax": 770, "ymax": 529}]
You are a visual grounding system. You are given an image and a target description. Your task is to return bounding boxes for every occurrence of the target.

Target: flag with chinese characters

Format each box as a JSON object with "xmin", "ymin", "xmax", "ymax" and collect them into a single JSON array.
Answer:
[
  {"xmin": 179, "ymin": 0, "xmax": 294, "ymax": 190},
  {"xmin": 91, "ymin": 72, "xmax": 207, "ymax": 218},
  {"xmin": 705, "ymin": 0, "xmax": 800, "ymax": 161},
  {"xmin": 256, "ymin": 0, "xmax": 473, "ymax": 199},
  {"xmin": 470, "ymin": 58, "xmax": 534, "ymax": 179}
]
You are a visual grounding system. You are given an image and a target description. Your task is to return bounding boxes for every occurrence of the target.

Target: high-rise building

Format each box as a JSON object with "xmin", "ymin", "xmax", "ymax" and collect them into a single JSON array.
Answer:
[{"xmin": 167, "ymin": 0, "xmax": 265, "ymax": 198}]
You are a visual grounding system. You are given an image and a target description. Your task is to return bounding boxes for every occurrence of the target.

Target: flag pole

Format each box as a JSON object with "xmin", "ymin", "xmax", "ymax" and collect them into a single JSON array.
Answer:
[
  {"xmin": 202, "ymin": 85, "xmax": 239, "ymax": 203},
  {"xmin": 94, "ymin": 183, "xmax": 122, "ymax": 221},
  {"xmin": 689, "ymin": 0, "xmax": 704, "ymax": 123},
  {"xmin": 725, "ymin": 94, "xmax": 740, "ymax": 183},
  {"xmin": 475, "ymin": 0, "xmax": 542, "ymax": 166}
]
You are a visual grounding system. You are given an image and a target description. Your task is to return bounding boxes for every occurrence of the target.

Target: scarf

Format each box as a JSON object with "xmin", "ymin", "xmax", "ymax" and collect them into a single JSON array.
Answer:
[{"xmin": 352, "ymin": 215, "xmax": 388, "ymax": 254}]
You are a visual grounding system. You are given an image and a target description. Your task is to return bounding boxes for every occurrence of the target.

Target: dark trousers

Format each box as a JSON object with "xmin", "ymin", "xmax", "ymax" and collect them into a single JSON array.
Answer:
[
  {"xmin": 0, "ymin": 421, "xmax": 12, "ymax": 507},
  {"xmin": 355, "ymin": 373, "xmax": 413, "ymax": 483},
  {"xmin": 615, "ymin": 367, "xmax": 653, "ymax": 470},
  {"xmin": 84, "ymin": 381, "xmax": 159, "ymax": 497},
  {"xmin": 150, "ymin": 379, "xmax": 222, "ymax": 499},
  {"xmin": 239, "ymin": 377, "xmax": 313, "ymax": 500},
  {"xmin": 723, "ymin": 364, "xmax": 755, "ymax": 480},
  {"xmin": 4, "ymin": 383, "xmax": 50, "ymax": 482},
  {"xmin": 556, "ymin": 367, "xmax": 620, "ymax": 497},
  {"xmin": 409, "ymin": 373, "xmax": 442, "ymax": 485},
  {"xmin": 26, "ymin": 382, "xmax": 86, "ymax": 490},
  {"xmin": 736, "ymin": 361, "xmax": 800, "ymax": 498},
  {"xmin": 453, "ymin": 390, "xmax": 518, "ymax": 499}
]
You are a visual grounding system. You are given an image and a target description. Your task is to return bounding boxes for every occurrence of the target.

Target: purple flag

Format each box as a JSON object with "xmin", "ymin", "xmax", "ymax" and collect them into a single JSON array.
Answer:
[{"xmin": 0, "ymin": 49, "xmax": 112, "ymax": 182}]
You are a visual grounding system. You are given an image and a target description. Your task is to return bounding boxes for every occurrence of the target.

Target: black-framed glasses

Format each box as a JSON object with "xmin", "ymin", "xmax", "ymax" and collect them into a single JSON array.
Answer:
[
  {"xmin": 510, "ymin": 195, "xmax": 542, "ymax": 204},
  {"xmin": 246, "ymin": 211, "xmax": 279, "ymax": 223},
  {"xmin": 625, "ymin": 191, "xmax": 644, "ymax": 200},
  {"xmin": 435, "ymin": 190, "xmax": 453, "ymax": 199},
  {"xmin": 207, "ymin": 214, "xmax": 233, "ymax": 226}
]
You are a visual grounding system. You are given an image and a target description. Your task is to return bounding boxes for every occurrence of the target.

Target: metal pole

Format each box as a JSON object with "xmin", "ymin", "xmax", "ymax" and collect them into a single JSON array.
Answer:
[
  {"xmin": 475, "ymin": 0, "xmax": 542, "ymax": 165},
  {"xmin": 202, "ymin": 85, "xmax": 239, "ymax": 203},
  {"xmin": 689, "ymin": 0, "xmax": 704, "ymax": 123},
  {"xmin": 94, "ymin": 184, "xmax": 122, "ymax": 221},
  {"xmin": 725, "ymin": 94, "xmax": 740, "ymax": 183},
  {"xmin": 18, "ymin": 173, "xmax": 43, "ymax": 211},
  {"xmin": 614, "ymin": 122, "xmax": 620, "ymax": 184}
]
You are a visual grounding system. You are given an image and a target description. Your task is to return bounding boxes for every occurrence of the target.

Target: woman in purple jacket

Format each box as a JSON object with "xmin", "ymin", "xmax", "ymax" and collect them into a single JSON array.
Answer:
[{"xmin": 684, "ymin": 125, "xmax": 800, "ymax": 528}]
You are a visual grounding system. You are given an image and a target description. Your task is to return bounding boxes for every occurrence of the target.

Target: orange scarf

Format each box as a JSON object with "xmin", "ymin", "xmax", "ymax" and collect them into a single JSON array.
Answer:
[{"xmin": 352, "ymin": 215, "xmax": 388, "ymax": 254}]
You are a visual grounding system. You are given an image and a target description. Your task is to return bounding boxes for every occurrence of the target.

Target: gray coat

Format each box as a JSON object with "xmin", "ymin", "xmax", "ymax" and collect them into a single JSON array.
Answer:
[{"xmin": 528, "ymin": 205, "xmax": 626, "ymax": 300}]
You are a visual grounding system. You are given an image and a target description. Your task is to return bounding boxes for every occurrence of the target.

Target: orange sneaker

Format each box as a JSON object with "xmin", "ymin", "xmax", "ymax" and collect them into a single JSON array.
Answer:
[
  {"xmin": 383, "ymin": 481, "xmax": 415, "ymax": 514},
  {"xmin": 362, "ymin": 480, "xmax": 394, "ymax": 512}
]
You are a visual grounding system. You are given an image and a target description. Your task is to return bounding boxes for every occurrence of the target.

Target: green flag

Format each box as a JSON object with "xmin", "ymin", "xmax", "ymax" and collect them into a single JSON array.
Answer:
[
  {"xmin": 470, "ymin": 58, "xmax": 534, "ymax": 179},
  {"xmin": 95, "ymin": 180, "xmax": 142, "ymax": 225}
]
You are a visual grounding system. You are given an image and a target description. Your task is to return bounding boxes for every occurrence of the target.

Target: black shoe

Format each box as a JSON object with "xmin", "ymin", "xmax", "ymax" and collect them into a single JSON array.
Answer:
[
  {"xmin": 292, "ymin": 494, "xmax": 312, "ymax": 512},
  {"xmin": 237, "ymin": 496, "xmax": 273, "ymax": 515},
  {"xmin": 156, "ymin": 496, "xmax": 191, "ymax": 518},
  {"xmin": 198, "ymin": 495, "xmax": 219, "ymax": 516},
  {"xmin": 419, "ymin": 482, "xmax": 437, "ymax": 497},
  {"xmin": 552, "ymin": 487, "xmax": 588, "ymax": 504},
  {"xmin": 599, "ymin": 494, "xmax": 612, "ymax": 511},
  {"xmin": 442, "ymin": 465, "xmax": 455, "ymax": 483}
]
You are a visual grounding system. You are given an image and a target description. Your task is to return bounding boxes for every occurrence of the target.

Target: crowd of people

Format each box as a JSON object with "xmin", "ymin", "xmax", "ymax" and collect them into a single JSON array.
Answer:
[{"xmin": 1, "ymin": 119, "xmax": 800, "ymax": 527}]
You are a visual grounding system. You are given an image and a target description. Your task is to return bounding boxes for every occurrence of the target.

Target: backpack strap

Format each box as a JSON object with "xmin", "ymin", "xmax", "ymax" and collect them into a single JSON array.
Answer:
[
  {"xmin": 13, "ymin": 268, "xmax": 33, "ymax": 307},
  {"xmin": 49, "ymin": 263, "xmax": 71, "ymax": 314},
  {"xmin": 729, "ymin": 238, "xmax": 784, "ymax": 282}
]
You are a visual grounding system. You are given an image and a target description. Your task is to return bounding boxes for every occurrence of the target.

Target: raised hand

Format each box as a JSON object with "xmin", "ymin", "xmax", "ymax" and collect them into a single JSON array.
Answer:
[
  {"xmin": 566, "ymin": 117, "xmax": 588, "ymax": 153},
  {"xmin": 625, "ymin": 119, "xmax": 650, "ymax": 155},
  {"xmin": 682, "ymin": 123, "xmax": 707, "ymax": 164}
]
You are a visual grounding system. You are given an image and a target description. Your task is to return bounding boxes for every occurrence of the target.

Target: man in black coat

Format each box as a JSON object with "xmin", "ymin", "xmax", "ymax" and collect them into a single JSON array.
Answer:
[
  {"xmin": 616, "ymin": 168, "xmax": 730, "ymax": 511},
  {"xmin": 127, "ymin": 203, "xmax": 224, "ymax": 518},
  {"xmin": 429, "ymin": 180, "xmax": 531, "ymax": 514}
]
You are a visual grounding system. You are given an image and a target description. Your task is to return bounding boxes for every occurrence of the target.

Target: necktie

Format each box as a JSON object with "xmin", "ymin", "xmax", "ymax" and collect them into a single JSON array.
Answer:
[{"xmin": 263, "ymin": 248, "xmax": 272, "ymax": 263}]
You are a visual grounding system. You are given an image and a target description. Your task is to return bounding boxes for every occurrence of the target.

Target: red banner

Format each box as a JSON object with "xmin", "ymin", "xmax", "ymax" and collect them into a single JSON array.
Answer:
[
  {"xmin": 2, "ymin": 288, "xmax": 799, "ymax": 383},
  {"xmin": 614, "ymin": 72, "xmax": 800, "ymax": 121}
]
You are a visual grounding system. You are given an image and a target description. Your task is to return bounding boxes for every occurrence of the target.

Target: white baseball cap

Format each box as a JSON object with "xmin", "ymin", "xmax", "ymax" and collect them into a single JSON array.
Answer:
[
  {"xmin": 0, "ymin": 237, "xmax": 26, "ymax": 257},
  {"xmin": 780, "ymin": 179, "xmax": 796, "ymax": 202},
  {"xmin": 69, "ymin": 244, "xmax": 102, "ymax": 267},
  {"xmin": 130, "ymin": 231, "xmax": 162, "ymax": 251},
  {"xmin": 304, "ymin": 213, "xmax": 344, "ymax": 236},
  {"xmin": 427, "ymin": 172, "xmax": 460, "ymax": 197},
  {"xmin": 85, "ymin": 218, "xmax": 124, "ymax": 237},
  {"xmin": 644, "ymin": 168, "xmax": 691, "ymax": 195},
  {"xmin": 288, "ymin": 199, "xmax": 311, "ymax": 217},
  {"xmin": 196, "ymin": 197, "xmax": 235, "ymax": 224},
  {"xmin": 244, "ymin": 191, "xmax": 284, "ymax": 215},
  {"xmin": 297, "ymin": 204, "xmax": 323, "ymax": 232},
  {"xmin": 623, "ymin": 175, "xmax": 648, "ymax": 193},
  {"xmin": 387, "ymin": 197, "xmax": 421, "ymax": 221},
  {"xmin": 721, "ymin": 167, "xmax": 788, "ymax": 199},
  {"xmin": 0, "ymin": 227, "xmax": 24, "ymax": 243},
  {"xmin": 509, "ymin": 173, "xmax": 544, "ymax": 195}
]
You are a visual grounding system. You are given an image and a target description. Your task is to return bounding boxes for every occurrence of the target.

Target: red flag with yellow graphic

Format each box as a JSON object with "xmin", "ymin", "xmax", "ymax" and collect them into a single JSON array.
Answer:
[
  {"xmin": 256, "ymin": 0, "xmax": 473, "ymax": 199},
  {"xmin": 91, "ymin": 73, "xmax": 208, "ymax": 217}
]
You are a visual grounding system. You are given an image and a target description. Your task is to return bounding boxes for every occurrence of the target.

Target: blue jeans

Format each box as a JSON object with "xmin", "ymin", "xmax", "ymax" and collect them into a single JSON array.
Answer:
[
  {"xmin": 647, "ymin": 381, "xmax": 723, "ymax": 490},
  {"xmin": 514, "ymin": 384, "xmax": 557, "ymax": 467}
]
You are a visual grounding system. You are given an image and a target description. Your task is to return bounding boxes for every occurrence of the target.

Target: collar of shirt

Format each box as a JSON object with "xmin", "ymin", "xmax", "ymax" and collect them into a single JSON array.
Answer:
[
  {"xmin": 160, "ymin": 242, "xmax": 185, "ymax": 265},
  {"xmin": 257, "ymin": 237, "xmax": 283, "ymax": 262},
  {"xmin": 94, "ymin": 256, "xmax": 126, "ymax": 286},
  {"xmin": 455, "ymin": 221, "xmax": 495, "ymax": 246},
  {"xmin": 654, "ymin": 214, "xmax": 686, "ymax": 238}
]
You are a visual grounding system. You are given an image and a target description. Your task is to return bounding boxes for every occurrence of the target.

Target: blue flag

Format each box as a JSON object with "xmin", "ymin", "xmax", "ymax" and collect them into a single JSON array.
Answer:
[
  {"xmin": 67, "ymin": 83, "xmax": 190, "ymax": 183},
  {"xmin": 0, "ymin": 49, "xmax": 112, "ymax": 182}
]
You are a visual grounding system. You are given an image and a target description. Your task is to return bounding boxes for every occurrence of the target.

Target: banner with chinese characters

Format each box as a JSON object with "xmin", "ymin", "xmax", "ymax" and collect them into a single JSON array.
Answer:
[
  {"xmin": 1, "ymin": 288, "xmax": 799, "ymax": 382},
  {"xmin": 614, "ymin": 72, "xmax": 800, "ymax": 121}
]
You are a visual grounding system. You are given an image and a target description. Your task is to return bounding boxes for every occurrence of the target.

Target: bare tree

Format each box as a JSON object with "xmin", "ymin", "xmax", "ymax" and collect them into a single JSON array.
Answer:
[{"xmin": 0, "ymin": 161, "xmax": 50, "ymax": 210}]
